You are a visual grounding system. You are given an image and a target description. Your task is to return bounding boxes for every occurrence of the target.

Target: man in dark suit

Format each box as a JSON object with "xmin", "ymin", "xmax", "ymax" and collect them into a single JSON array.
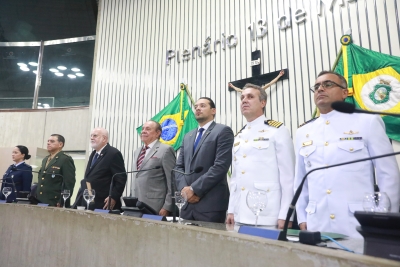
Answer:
[
  {"xmin": 175, "ymin": 97, "xmax": 234, "ymax": 223},
  {"xmin": 81, "ymin": 127, "xmax": 127, "ymax": 210},
  {"xmin": 37, "ymin": 134, "xmax": 76, "ymax": 207},
  {"xmin": 133, "ymin": 120, "xmax": 175, "ymax": 216}
]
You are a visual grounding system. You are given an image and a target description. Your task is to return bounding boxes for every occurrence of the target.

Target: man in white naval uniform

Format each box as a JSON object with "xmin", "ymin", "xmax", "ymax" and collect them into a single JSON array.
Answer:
[
  {"xmin": 295, "ymin": 71, "xmax": 400, "ymax": 238},
  {"xmin": 226, "ymin": 83, "xmax": 295, "ymax": 228}
]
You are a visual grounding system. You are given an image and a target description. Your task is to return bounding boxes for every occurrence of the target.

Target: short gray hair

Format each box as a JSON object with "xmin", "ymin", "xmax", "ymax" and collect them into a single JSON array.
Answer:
[{"xmin": 242, "ymin": 83, "xmax": 268, "ymax": 112}]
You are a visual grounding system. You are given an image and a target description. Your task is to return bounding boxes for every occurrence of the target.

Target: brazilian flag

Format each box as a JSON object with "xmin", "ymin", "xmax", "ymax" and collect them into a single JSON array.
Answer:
[
  {"xmin": 334, "ymin": 35, "xmax": 400, "ymax": 142},
  {"xmin": 137, "ymin": 84, "xmax": 198, "ymax": 150}
]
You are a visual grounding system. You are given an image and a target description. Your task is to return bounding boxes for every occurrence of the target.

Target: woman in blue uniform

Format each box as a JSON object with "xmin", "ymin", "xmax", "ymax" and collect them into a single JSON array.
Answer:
[{"xmin": 1, "ymin": 146, "xmax": 33, "ymax": 202}]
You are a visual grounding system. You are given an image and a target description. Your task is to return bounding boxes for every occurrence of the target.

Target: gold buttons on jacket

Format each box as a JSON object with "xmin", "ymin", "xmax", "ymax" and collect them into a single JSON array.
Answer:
[
  {"xmin": 325, "ymin": 142, "xmax": 329, "ymax": 146},
  {"xmin": 55, "ymin": 196, "xmax": 57, "ymax": 198},
  {"xmin": 306, "ymin": 134, "xmax": 309, "ymax": 138},
  {"xmin": 326, "ymin": 189, "xmax": 331, "ymax": 194},
  {"xmin": 40, "ymin": 192, "xmax": 42, "ymax": 195},
  {"xmin": 326, "ymin": 120, "xmax": 330, "ymax": 125},
  {"xmin": 349, "ymin": 148, "xmax": 354, "ymax": 151},
  {"xmin": 241, "ymin": 171, "xmax": 245, "ymax": 174},
  {"xmin": 330, "ymin": 214, "xmax": 335, "ymax": 219},
  {"xmin": 245, "ymin": 140, "xmax": 248, "ymax": 143},
  {"xmin": 241, "ymin": 187, "xmax": 245, "ymax": 191},
  {"xmin": 43, "ymin": 171, "xmax": 46, "ymax": 173},
  {"xmin": 41, "ymin": 185, "xmax": 43, "ymax": 187},
  {"xmin": 42, "ymin": 178, "xmax": 44, "ymax": 180},
  {"xmin": 243, "ymin": 154, "xmax": 247, "ymax": 158}
]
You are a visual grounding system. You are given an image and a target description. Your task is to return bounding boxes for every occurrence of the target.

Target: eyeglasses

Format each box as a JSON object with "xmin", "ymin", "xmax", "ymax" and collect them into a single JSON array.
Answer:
[{"xmin": 310, "ymin": 80, "xmax": 346, "ymax": 93}]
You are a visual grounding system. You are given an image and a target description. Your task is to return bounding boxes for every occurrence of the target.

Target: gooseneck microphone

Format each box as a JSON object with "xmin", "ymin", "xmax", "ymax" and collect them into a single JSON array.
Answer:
[
  {"xmin": 107, "ymin": 166, "xmax": 161, "ymax": 211},
  {"xmin": 278, "ymin": 150, "xmax": 400, "ymax": 241},
  {"xmin": 12, "ymin": 167, "xmax": 66, "ymax": 205},
  {"xmin": 331, "ymin": 101, "xmax": 400, "ymax": 117},
  {"xmin": 171, "ymin": 166, "xmax": 204, "ymax": 222}
]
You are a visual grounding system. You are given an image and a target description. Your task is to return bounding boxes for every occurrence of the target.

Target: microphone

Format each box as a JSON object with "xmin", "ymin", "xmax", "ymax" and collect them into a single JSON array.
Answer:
[
  {"xmin": 170, "ymin": 166, "xmax": 204, "ymax": 222},
  {"xmin": 278, "ymin": 150, "xmax": 400, "ymax": 241},
  {"xmin": 331, "ymin": 101, "xmax": 400, "ymax": 117},
  {"xmin": 107, "ymin": 166, "xmax": 161, "ymax": 211},
  {"xmin": 13, "ymin": 167, "xmax": 66, "ymax": 205}
]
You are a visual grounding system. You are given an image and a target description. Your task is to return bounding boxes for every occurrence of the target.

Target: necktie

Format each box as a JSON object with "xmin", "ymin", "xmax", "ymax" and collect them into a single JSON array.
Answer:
[
  {"xmin": 193, "ymin": 128, "xmax": 205, "ymax": 152},
  {"xmin": 90, "ymin": 153, "xmax": 99, "ymax": 168},
  {"xmin": 137, "ymin": 146, "xmax": 149, "ymax": 169},
  {"xmin": 45, "ymin": 156, "xmax": 53, "ymax": 168}
]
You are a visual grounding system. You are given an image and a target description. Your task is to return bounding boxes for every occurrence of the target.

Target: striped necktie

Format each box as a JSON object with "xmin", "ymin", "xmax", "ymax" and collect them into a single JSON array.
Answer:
[{"xmin": 137, "ymin": 146, "xmax": 149, "ymax": 169}]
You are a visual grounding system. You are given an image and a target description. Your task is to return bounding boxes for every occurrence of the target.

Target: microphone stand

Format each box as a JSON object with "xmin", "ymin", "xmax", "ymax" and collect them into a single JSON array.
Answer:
[
  {"xmin": 14, "ymin": 168, "xmax": 66, "ymax": 206},
  {"xmin": 171, "ymin": 169, "xmax": 177, "ymax": 222},
  {"xmin": 108, "ymin": 166, "xmax": 160, "ymax": 211},
  {"xmin": 278, "ymin": 151, "xmax": 400, "ymax": 241}
]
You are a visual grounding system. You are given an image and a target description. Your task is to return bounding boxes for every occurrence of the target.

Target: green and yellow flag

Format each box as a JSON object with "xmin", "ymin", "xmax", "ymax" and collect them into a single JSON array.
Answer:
[
  {"xmin": 334, "ymin": 35, "xmax": 400, "ymax": 141},
  {"xmin": 137, "ymin": 84, "xmax": 198, "ymax": 150}
]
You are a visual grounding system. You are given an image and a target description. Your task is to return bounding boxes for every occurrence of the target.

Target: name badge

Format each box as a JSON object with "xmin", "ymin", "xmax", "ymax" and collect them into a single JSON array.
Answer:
[
  {"xmin": 254, "ymin": 137, "xmax": 269, "ymax": 141},
  {"xmin": 340, "ymin": 137, "xmax": 362, "ymax": 141},
  {"xmin": 302, "ymin": 140, "xmax": 313, "ymax": 147}
]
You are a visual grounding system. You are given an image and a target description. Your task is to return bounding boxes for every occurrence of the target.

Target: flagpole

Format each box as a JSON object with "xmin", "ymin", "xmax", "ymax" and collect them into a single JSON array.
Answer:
[
  {"xmin": 331, "ymin": 46, "xmax": 343, "ymax": 71},
  {"xmin": 183, "ymin": 84, "xmax": 196, "ymax": 106}
]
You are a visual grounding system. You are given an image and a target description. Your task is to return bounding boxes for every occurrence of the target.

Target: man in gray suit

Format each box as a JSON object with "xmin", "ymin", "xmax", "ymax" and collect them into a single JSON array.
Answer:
[
  {"xmin": 133, "ymin": 120, "xmax": 176, "ymax": 216},
  {"xmin": 175, "ymin": 97, "xmax": 234, "ymax": 223}
]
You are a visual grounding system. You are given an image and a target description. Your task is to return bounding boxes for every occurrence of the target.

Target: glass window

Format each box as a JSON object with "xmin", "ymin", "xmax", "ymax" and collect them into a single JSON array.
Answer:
[
  {"xmin": 39, "ymin": 40, "xmax": 95, "ymax": 107},
  {"xmin": 0, "ymin": 46, "xmax": 40, "ymax": 108}
]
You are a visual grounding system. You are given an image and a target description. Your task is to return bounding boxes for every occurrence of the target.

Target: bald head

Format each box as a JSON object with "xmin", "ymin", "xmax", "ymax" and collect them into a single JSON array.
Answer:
[{"xmin": 90, "ymin": 127, "xmax": 109, "ymax": 151}]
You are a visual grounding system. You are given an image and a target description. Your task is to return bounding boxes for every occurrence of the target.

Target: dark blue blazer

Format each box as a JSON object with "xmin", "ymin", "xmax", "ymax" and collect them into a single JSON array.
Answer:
[{"xmin": 1, "ymin": 162, "xmax": 33, "ymax": 202}]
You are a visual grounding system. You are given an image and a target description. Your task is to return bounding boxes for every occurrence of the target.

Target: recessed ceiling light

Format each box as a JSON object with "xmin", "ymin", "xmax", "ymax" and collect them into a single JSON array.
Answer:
[
  {"xmin": 20, "ymin": 67, "xmax": 30, "ymax": 71},
  {"xmin": 76, "ymin": 73, "xmax": 85, "ymax": 77},
  {"xmin": 17, "ymin": 63, "xmax": 27, "ymax": 67},
  {"xmin": 71, "ymin": 68, "xmax": 80, "ymax": 72},
  {"xmin": 55, "ymin": 73, "xmax": 64, "ymax": 76},
  {"xmin": 50, "ymin": 68, "xmax": 59, "ymax": 72},
  {"xmin": 33, "ymin": 70, "xmax": 38, "ymax": 74},
  {"xmin": 57, "ymin": 66, "xmax": 67, "ymax": 70},
  {"xmin": 29, "ymin": 62, "xmax": 38, "ymax": 66},
  {"xmin": 67, "ymin": 74, "xmax": 76, "ymax": 79}
]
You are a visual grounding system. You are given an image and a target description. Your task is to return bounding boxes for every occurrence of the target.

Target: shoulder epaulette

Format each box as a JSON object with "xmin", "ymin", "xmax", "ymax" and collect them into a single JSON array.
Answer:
[
  {"xmin": 298, "ymin": 117, "xmax": 318, "ymax": 128},
  {"xmin": 63, "ymin": 152, "xmax": 72, "ymax": 157},
  {"xmin": 265, "ymin": 120, "xmax": 283, "ymax": 128},
  {"xmin": 235, "ymin": 125, "xmax": 247, "ymax": 137}
]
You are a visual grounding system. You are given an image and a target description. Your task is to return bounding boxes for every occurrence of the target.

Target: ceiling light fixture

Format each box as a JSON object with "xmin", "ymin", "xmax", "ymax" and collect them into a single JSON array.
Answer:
[
  {"xmin": 50, "ymin": 68, "xmax": 59, "ymax": 72},
  {"xmin": 57, "ymin": 66, "xmax": 67, "ymax": 70},
  {"xmin": 55, "ymin": 73, "xmax": 64, "ymax": 77},
  {"xmin": 29, "ymin": 62, "xmax": 38, "ymax": 66},
  {"xmin": 71, "ymin": 68, "xmax": 80, "ymax": 72},
  {"xmin": 67, "ymin": 74, "xmax": 76, "ymax": 79},
  {"xmin": 17, "ymin": 63, "xmax": 27, "ymax": 67},
  {"xmin": 76, "ymin": 73, "xmax": 85, "ymax": 77}
]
